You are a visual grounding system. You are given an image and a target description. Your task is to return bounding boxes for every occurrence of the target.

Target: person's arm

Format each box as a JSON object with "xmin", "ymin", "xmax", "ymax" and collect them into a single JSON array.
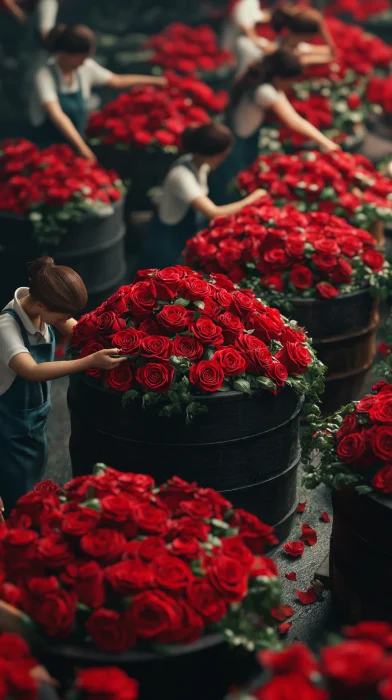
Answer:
[
  {"xmin": 2, "ymin": 0, "xmax": 27, "ymax": 22},
  {"xmin": 36, "ymin": 0, "xmax": 58, "ymax": 39},
  {"xmin": 271, "ymin": 93, "xmax": 340, "ymax": 151},
  {"xmin": 42, "ymin": 101, "xmax": 96, "ymax": 161},
  {"xmin": 192, "ymin": 189, "xmax": 268, "ymax": 220},
  {"xmin": 299, "ymin": 51, "xmax": 333, "ymax": 66},
  {"xmin": 9, "ymin": 348, "xmax": 127, "ymax": 382},
  {"xmin": 107, "ymin": 74, "xmax": 167, "ymax": 90}
]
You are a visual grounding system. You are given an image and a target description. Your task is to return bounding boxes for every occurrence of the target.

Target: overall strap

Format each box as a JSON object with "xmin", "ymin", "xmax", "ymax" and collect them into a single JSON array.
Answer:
[
  {"xmin": 49, "ymin": 64, "xmax": 82, "ymax": 93},
  {"xmin": 0, "ymin": 309, "xmax": 31, "ymax": 348}
]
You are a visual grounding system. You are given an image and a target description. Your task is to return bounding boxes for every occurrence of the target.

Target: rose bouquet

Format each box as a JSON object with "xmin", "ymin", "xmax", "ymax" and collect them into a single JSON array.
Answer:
[
  {"xmin": 0, "ymin": 468, "xmax": 281, "ymax": 652},
  {"xmin": 227, "ymin": 621, "xmax": 392, "ymax": 699},
  {"xmin": 303, "ymin": 379, "xmax": 392, "ymax": 496},
  {"xmin": 86, "ymin": 72, "xmax": 228, "ymax": 152},
  {"xmin": 69, "ymin": 667, "xmax": 138, "ymax": 700},
  {"xmin": 145, "ymin": 23, "xmax": 234, "ymax": 80},
  {"xmin": 0, "ymin": 139, "xmax": 124, "ymax": 246},
  {"xmin": 185, "ymin": 202, "xmax": 390, "ymax": 308},
  {"xmin": 236, "ymin": 150, "xmax": 392, "ymax": 231},
  {"xmin": 69, "ymin": 266, "xmax": 325, "ymax": 422}
]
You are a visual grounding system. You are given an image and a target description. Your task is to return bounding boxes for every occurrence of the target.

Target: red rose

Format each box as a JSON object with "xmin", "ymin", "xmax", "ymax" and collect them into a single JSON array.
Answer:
[
  {"xmin": 28, "ymin": 588, "xmax": 77, "ymax": 639},
  {"xmin": 312, "ymin": 253, "xmax": 337, "ymax": 275},
  {"xmin": 207, "ymin": 555, "xmax": 248, "ymax": 603},
  {"xmin": 37, "ymin": 533, "xmax": 73, "ymax": 569},
  {"xmin": 103, "ymin": 287, "xmax": 130, "ymax": 315},
  {"xmin": 217, "ymin": 312, "xmax": 244, "ymax": 344},
  {"xmin": 86, "ymin": 608, "xmax": 136, "ymax": 652},
  {"xmin": 189, "ymin": 317, "xmax": 224, "ymax": 346},
  {"xmin": 72, "ymin": 312, "xmax": 99, "ymax": 343},
  {"xmin": 187, "ymin": 579, "xmax": 227, "ymax": 623},
  {"xmin": 105, "ymin": 363, "xmax": 135, "ymax": 391},
  {"xmin": 316, "ymin": 282, "xmax": 339, "ymax": 299},
  {"xmin": 232, "ymin": 508, "xmax": 278, "ymax": 552},
  {"xmin": 247, "ymin": 312, "xmax": 283, "ymax": 343},
  {"xmin": 235, "ymin": 333, "xmax": 267, "ymax": 356},
  {"xmin": 0, "ymin": 632, "xmax": 30, "ymax": 660},
  {"xmin": 134, "ymin": 502, "xmax": 169, "ymax": 535},
  {"xmin": 220, "ymin": 536, "xmax": 254, "ymax": 570},
  {"xmin": 141, "ymin": 335, "xmax": 172, "ymax": 361},
  {"xmin": 257, "ymin": 675, "xmax": 326, "ymax": 699},
  {"xmin": 332, "ymin": 258, "xmax": 353, "ymax": 284},
  {"xmin": 152, "ymin": 554, "xmax": 194, "ymax": 592},
  {"xmin": 178, "ymin": 498, "xmax": 214, "ymax": 520},
  {"xmin": 265, "ymin": 360, "xmax": 288, "ymax": 386},
  {"xmin": 289, "ymin": 265, "xmax": 314, "ymax": 290},
  {"xmin": 283, "ymin": 541, "xmax": 305, "ymax": 557},
  {"xmin": 172, "ymin": 335, "xmax": 204, "ymax": 361},
  {"xmin": 75, "ymin": 561, "xmax": 106, "ymax": 609},
  {"xmin": 337, "ymin": 412, "xmax": 358, "ymax": 438},
  {"xmin": 280, "ymin": 326, "xmax": 307, "ymax": 344},
  {"xmin": 33, "ymin": 479, "xmax": 61, "ymax": 496},
  {"xmin": 347, "ymin": 93, "xmax": 361, "ymax": 109},
  {"xmin": 276, "ymin": 342, "xmax": 312, "ymax": 375},
  {"xmin": 61, "ymin": 508, "xmax": 101, "ymax": 537},
  {"xmin": 230, "ymin": 291, "xmax": 255, "ymax": 319},
  {"xmin": 136, "ymin": 362, "xmax": 174, "ymax": 392},
  {"xmin": 189, "ymin": 359, "xmax": 224, "ymax": 392},
  {"xmin": 96, "ymin": 311, "xmax": 126, "ymax": 337},
  {"xmin": 75, "ymin": 667, "xmax": 139, "ymax": 700},
  {"xmin": 128, "ymin": 281, "xmax": 157, "ymax": 316},
  {"xmin": 112, "ymin": 328, "xmax": 144, "ymax": 355},
  {"xmin": 7, "ymin": 664, "xmax": 39, "ymax": 699},
  {"xmin": 138, "ymin": 536, "xmax": 167, "ymax": 561},
  {"xmin": 368, "ymin": 395, "xmax": 392, "ymax": 423},
  {"xmin": 261, "ymin": 274, "xmax": 285, "ymax": 293},
  {"xmin": 169, "ymin": 517, "xmax": 210, "ymax": 542},
  {"xmin": 105, "ymin": 559, "xmax": 154, "ymax": 595},
  {"xmin": 80, "ymin": 528, "xmax": 126, "ymax": 564},
  {"xmin": 362, "ymin": 249, "xmax": 385, "ymax": 273},
  {"xmin": 179, "ymin": 277, "xmax": 211, "ymax": 300},
  {"xmin": 157, "ymin": 304, "xmax": 193, "ymax": 331},
  {"xmin": 213, "ymin": 347, "xmax": 247, "ymax": 376},
  {"xmin": 321, "ymin": 640, "xmax": 387, "ymax": 688},
  {"xmin": 101, "ymin": 494, "xmax": 132, "ymax": 524},
  {"xmin": 337, "ymin": 432, "xmax": 366, "ymax": 463},
  {"xmin": 129, "ymin": 590, "xmax": 182, "ymax": 642},
  {"xmin": 249, "ymin": 555, "xmax": 278, "ymax": 578},
  {"xmin": 154, "ymin": 267, "xmax": 183, "ymax": 300},
  {"xmin": 370, "ymin": 426, "xmax": 392, "ymax": 461},
  {"xmin": 372, "ymin": 465, "xmax": 392, "ymax": 494},
  {"xmin": 170, "ymin": 536, "xmax": 201, "ymax": 561},
  {"xmin": 139, "ymin": 319, "xmax": 160, "ymax": 335}
]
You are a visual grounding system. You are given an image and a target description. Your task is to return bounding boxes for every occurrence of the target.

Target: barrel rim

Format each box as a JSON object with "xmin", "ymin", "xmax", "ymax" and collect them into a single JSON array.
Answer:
[
  {"xmin": 333, "ymin": 485, "xmax": 392, "ymax": 512},
  {"xmin": 289, "ymin": 286, "xmax": 373, "ymax": 308},
  {"xmin": 0, "ymin": 196, "xmax": 125, "ymax": 227}
]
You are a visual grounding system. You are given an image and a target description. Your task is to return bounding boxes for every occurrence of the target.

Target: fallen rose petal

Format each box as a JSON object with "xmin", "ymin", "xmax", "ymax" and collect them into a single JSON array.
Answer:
[
  {"xmin": 297, "ymin": 501, "xmax": 307, "ymax": 513},
  {"xmin": 321, "ymin": 511, "xmax": 330, "ymax": 523},
  {"xmin": 277, "ymin": 621, "xmax": 292, "ymax": 635},
  {"xmin": 283, "ymin": 541, "xmax": 305, "ymax": 557},
  {"xmin": 301, "ymin": 524, "xmax": 317, "ymax": 546},
  {"xmin": 296, "ymin": 587, "xmax": 318, "ymax": 605},
  {"xmin": 271, "ymin": 604, "xmax": 295, "ymax": 621},
  {"xmin": 285, "ymin": 571, "xmax": 297, "ymax": 581}
]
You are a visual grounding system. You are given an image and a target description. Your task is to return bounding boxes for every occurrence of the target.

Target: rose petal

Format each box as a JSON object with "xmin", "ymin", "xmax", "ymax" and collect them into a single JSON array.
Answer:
[
  {"xmin": 277, "ymin": 621, "xmax": 292, "ymax": 635},
  {"xmin": 285, "ymin": 571, "xmax": 297, "ymax": 581},
  {"xmin": 301, "ymin": 524, "xmax": 317, "ymax": 546},
  {"xmin": 271, "ymin": 604, "xmax": 295, "ymax": 621},
  {"xmin": 296, "ymin": 587, "xmax": 318, "ymax": 605},
  {"xmin": 297, "ymin": 501, "xmax": 307, "ymax": 513},
  {"xmin": 320, "ymin": 511, "xmax": 330, "ymax": 523}
]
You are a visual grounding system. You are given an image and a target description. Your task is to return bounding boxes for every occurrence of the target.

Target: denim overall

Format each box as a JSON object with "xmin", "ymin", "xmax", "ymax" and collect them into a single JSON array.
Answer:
[
  {"xmin": 0, "ymin": 309, "xmax": 55, "ymax": 515},
  {"xmin": 34, "ymin": 64, "xmax": 88, "ymax": 147},
  {"xmin": 139, "ymin": 159, "xmax": 206, "ymax": 269}
]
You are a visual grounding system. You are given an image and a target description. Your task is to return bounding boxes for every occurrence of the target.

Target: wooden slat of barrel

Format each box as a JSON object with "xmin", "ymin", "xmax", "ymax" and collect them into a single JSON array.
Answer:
[
  {"xmin": 330, "ymin": 487, "xmax": 392, "ymax": 622},
  {"xmin": 67, "ymin": 378, "xmax": 303, "ymax": 541}
]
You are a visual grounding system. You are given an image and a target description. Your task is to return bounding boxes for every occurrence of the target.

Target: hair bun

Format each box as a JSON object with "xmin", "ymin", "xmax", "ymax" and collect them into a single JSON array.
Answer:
[{"xmin": 29, "ymin": 257, "xmax": 55, "ymax": 279}]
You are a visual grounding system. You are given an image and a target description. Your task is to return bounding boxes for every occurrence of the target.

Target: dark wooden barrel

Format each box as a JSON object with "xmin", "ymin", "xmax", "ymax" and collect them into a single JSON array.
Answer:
[
  {"xmin": 287, "ymin": 289, "xmax": 379, "ymax": 413},
  {"xmin": 68, "ymin": 378, "xmax": 303, "ymax": 542},
  {"xmin": 38, "ymin": 634, "xmax": 257, "ymax": 700},
  {"xmin": 330, "ymin": 486, "xmax": 392, "ymax": 622},
  {"xmin": 0, "ymin": 199, "xmax": 126, "ymax": 312}
]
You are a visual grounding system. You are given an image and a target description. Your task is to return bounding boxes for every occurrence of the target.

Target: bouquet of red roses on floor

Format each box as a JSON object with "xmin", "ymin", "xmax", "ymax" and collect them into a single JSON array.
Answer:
[
  {"xmin": 86, "ymin": 71, "xmax": 228, "ymax": 151},
  {"xmin": 69, "ymin": 266, "xmax": 325, "ymax": 421},
  {"xmin": 228, "ymin": 621, "xmax": 392, "ymax": 699},
  {"xmin": 145, "ymin": 23, "xmax": 234, "ymax": 79},
  {"xmin": 0, "ymin": 139, "xmax": 124, "ymax": 246},
  {"xmin": 185, "ymin": 203, "xmax": 390, "ymax": 307},
  {"xmin": 236, "ymin": 150, "xmax": 392, "ymax": 231},
  {"xmin": 0, "ymin": 467, "xmax": 281, "ymax": 652}
]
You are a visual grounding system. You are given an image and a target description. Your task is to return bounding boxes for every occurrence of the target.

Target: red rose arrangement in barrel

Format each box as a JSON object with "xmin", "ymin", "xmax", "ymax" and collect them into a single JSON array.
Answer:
[
  {"xmin": 0, "ymin": 467, "xmax": 281, "ymax": 651},
  {"xmin": 227, "ymin": 621, "xmax": 392, "ymax": 699},
  {"xmin": 303, "ymin": 380, "xmax": 392, "ymax": 496},
  {"xmin": 70, "ymin": 266, "xmax": 325, "ymax": 421},
  {"xmin": 0, "ymin": 139, "xmax": 124, "ymax": 246},
  {"xmin": 86, "ymin": 72, "xmax": 228, "ymax": 151},
  {"xmin": 185, "ymin": 202, "xmax": 390, "ymax": 307},
  {"xmin": 145, "ymin": 23, "xmax": 234, "ymax": 80},
  {"xmin": 236, "ymin": 150, "xmax": 392, "ymax": 231}
]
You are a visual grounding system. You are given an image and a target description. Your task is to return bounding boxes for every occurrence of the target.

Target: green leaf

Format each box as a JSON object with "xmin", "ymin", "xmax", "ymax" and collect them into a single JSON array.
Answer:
[
  {"xmin": 77, "ymin": 602, "xmax": 91, "ymax": 613},
  {"xmin": 79, "ymin": 498, "xmax": 101, "ymax": 511},
  {"xmin": 255, "ymin": 376, "xmax": 276, "ymax": 392},
  {"xmin": 233, "ymin": 379, "xmax": 252, "ymax": 395},
  {"xmin": 174, "ymin": 297, "xmax": 190, "ymax": 307},
  {"xmin": 193, "ymin": 300, "xmax": 205, "ymax": 310},
  {"xmin": 122, "ymin": 389, "xmax": 139, "ymax": 406}
]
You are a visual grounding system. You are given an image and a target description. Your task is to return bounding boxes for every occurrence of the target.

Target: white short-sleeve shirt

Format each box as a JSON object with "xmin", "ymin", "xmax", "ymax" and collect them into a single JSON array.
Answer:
[
  {"xmin": 222, "ymin": 0, "xmax": 268, "ymax": 52},
  {"xmin": 233, "ymin": 83, "xmax": 281, "ymax": 138},
  {"xmin": 0, "ymin": 288, "xmax": 50, "ymax": 395},
  {"xmin": 29, "ymin": 57, "xmax": 113, "ymax": 126},
  {"xmin": 158, "ymin": 156, "xmax": 210, "ymax": 226},
  {"xmin": 36, "ymin": 0, "xmax": 58, "ymax": 33}
]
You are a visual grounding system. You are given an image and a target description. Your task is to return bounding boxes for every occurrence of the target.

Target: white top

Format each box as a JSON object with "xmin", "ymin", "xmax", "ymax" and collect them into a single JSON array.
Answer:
[
  {"xmin": 233, "ymin": 83, "xmax": 281, "ymax": 138},
  {"xmin": 0, "ymin": 288, "xmax": 50, "ymax": 395},
  {"xmin": 36, "ymin": 0, "xmax": 58, "ymax": 33},
  {"xmin": 158, "ymin": 155, "xmax": 210, "ymax": 226},
  {"xmin": 222, "ymin": 0, "xmax": 268, "ymax": 53},
  {"xmin": 29, "ymin": 57, "xmax": 113, "ymax": 126},
  {"xmin": 235, "ymin": 34, "xmax": 265, "ymax": 76}
]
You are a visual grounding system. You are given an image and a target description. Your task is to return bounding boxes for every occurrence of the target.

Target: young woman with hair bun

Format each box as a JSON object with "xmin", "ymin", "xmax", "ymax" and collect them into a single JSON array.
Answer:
[
  {"xmin": 139, "ymin": 121, "xmax": 267, "ymax": 269},
  {"xmin": 0, "ymin": 257, "xmax": 127, "ymax": 514},
  {"xmin": 29, "ymin": 24, "xmax": 166, "ymax": 160}
]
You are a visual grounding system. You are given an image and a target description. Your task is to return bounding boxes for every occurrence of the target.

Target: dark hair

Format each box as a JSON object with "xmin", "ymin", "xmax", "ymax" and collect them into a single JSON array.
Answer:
[
  {"xmin": 271, "ymin": 6, "xmax": 320, "ymax": 35},
  {"xmin": 182, "ymin": 122, "xmax": 234, "ymax": 156},
  {"xmin": 29, "ymin": 257, "xmax": 88, "ymax": 314},
  {"xmin": 229, "ymin": 49, "xmax": 302, "ymax": 113},
  {"xmin": 45, "ymin": 24, "xmax": 95, "ymax": 54}
]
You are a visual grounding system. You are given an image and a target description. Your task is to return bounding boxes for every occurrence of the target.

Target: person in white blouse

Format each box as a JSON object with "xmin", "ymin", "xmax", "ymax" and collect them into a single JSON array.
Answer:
[
  {"xmin": 1, "ymin": 0, "xmax": 58, "ymax": 39},
  {"xmin": 139, "ymin": 122, "xmax": 267, "ymax": 269},
  {"xmin": 29, "ymin": 24, "xmax": 166, "ymax": 161}
]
